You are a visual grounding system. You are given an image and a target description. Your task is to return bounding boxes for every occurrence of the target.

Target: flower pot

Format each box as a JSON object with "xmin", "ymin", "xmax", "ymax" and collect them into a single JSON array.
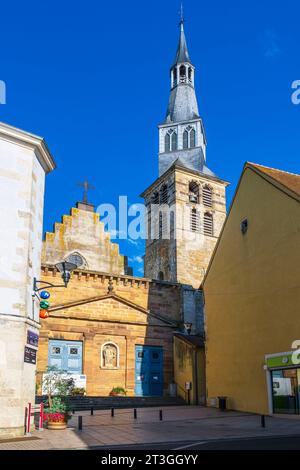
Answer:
[{"xmin": 47, "ymin": 420, "xmax": 67, "ymax": 430}]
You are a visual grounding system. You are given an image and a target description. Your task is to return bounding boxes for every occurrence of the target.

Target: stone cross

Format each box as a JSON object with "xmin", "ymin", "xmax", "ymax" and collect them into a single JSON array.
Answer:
[{"xmin": 78, "ymin": 179, "xmax": 95, "ymax": 204}]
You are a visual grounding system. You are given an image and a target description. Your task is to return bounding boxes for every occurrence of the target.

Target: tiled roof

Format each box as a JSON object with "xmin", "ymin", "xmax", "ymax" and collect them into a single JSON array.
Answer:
[{"xmin": 249, "ymin": 163, "xmax": 300, "ymax": 197}]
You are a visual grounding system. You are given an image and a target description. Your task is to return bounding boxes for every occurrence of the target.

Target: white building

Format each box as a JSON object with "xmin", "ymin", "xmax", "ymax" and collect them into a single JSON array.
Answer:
[{"xmin": 0, "ymin": 122, "xmax": 55, "ymax": 437}]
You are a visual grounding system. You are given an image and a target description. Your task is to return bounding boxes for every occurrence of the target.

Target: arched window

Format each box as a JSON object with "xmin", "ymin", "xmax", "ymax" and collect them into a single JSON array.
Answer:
[
  {"xmin": 180, "ymin": 65, "xmax": 186, "ymax": 82},
  {"xmin": 183, "ymin": 129, "xmax": 188, "ymax": 149},
  {"xmin": 152, "ymin": 191, "xmax": 159, "ymax": 205},
  {"xmin": 165, "ymin": 129, "xmax": 177, "ymax": 152},
  {"xmin": 165, "ymin": 132, "xmax": 171, "ymax": 153},
  {"xmin": 189, "ymin": 181, "xmax": 199, "ymax": 203},
  {"xmin": 203, "ymin": 185, "xmax": 213, "ymax": 207},
  {"xmin": 188, "ymin": 67, "xmax": 193, "ymax": 83},
  {"xmin": 171, "ymin": 131, "xmax": 177, "ymax": 151},
  {"xmin": 183, "ymin": 126, "xmax": 196, "ymax": 149},
  {"xmin": 203, "ymin": 212, "xmax": 213, "ymax": 237},
  {"xmin": 158, "ymin": 271, "xmax": 164, "ymax": 281},
  {"xmin": 190, "ymin": 128, "xmax": 196, "ymax": 148},
  {"xmin": 160, "ymin": 184, "xmax": 168, "ymax": 204},
  {"xmin": 173, "ymin": 68, "xmax": 177, "ymax": 86},
  {"xmin": 65, "ymin": 252, "xmax": 86, "ymax": 268},
  {"xmin": 190, "ymin": 208, "xmax": 200, "ymax": 232}
]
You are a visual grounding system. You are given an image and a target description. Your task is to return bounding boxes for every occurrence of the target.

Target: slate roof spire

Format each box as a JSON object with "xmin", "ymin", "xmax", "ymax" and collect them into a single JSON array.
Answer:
[
  {"xmin": 173, "ymin": 14, "xmax": 192, "ymax": 67},
  {"xmin": 165, "ymin": 14, "xmax": 199, "ymax": 124}
]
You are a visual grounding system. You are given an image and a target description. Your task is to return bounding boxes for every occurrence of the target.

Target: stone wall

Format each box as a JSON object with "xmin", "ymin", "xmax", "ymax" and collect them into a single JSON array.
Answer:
[
  {"xmin": 42, "ymin": 204, "xmax": 130, "ymax": 275},
  {"xmin": 174, "ymin": 167, "xmax": 227, "ymax": 287},
  {"xmin": 36, "ymin": 267, "xmax": 183, "ymax": 396},
  {"xmin": 0, "ymin": 123, "xmax": 55, "ymax": 438},
  {"xmin": 143, "ymin": 165, "xmax": 227, "ymax": 288}
]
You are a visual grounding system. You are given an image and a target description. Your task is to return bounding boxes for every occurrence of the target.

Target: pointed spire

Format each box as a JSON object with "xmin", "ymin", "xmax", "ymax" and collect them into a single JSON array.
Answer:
[{"xmin": 173, "ymin": 6, "xmax": 192, "ymax": 66}]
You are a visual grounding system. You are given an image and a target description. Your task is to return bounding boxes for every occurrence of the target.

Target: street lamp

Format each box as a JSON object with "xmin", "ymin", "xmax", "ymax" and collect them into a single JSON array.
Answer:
[
  {"xmin": 33, "ymin": 261, "xmax": 78, "ymax": 293},
  {"xmin": 183, "ymin": 322, "xmax": 193, "ymax": 335}
]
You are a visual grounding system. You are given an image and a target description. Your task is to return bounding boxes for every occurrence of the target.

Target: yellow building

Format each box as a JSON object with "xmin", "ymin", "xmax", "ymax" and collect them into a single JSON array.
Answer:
[{"xmin": 203, "ymin": 163, "xmax": 300, "ymax": 415}]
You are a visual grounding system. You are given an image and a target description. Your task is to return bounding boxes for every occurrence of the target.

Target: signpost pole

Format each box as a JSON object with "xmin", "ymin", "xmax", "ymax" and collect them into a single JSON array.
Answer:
[
  {"xmin": 39, "ymin": 403, "xmax": 44, "ymax": 431},
  {"xmin": 26, "ymin": 402, "xmax": 31, "ymax": 435}
]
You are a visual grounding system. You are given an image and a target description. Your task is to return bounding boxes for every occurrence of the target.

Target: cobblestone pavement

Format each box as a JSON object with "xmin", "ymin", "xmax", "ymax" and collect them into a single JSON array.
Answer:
[{"xmin": 0, "ymin": 406, "xmax": 299, "ymax": 450}]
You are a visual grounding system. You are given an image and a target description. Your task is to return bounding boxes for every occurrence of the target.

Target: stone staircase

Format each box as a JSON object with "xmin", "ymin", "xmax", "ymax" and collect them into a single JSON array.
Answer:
[{"xmin": 36, "ymin": 395, "xmax": 186, "ymax": 411}]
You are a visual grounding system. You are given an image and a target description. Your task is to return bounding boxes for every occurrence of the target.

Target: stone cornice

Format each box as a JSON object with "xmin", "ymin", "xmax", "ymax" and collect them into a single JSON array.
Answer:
[
  {"xmin": 41, "ymin": 264, "xmax": 182, "ymax": 290},
  {"xmin": 48, "ymin": 292, "xmax": 178, "ymax": 327},
  {"xmin": 140, "ymin": 163, "xmax": 229, "ymax": 198},
  {"xmin": 0, "ymin": 121, "xmax": 56, "ymax": 174}
]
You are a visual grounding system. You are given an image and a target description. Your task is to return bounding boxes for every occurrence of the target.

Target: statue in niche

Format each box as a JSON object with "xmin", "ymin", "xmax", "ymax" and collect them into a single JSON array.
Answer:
[{"xmin": 102, "ymin": 343, "xmax": 118, "ymax": 369}]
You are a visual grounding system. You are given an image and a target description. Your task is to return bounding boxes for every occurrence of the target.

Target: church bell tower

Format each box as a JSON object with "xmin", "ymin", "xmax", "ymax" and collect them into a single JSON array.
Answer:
[{"xmin": 142, "ymin": 18, "xmax": 228, "ymax": 288}]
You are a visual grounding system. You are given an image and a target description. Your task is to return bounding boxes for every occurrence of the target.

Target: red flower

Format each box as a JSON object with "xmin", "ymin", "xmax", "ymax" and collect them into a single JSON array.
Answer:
[{"xmin": 43, "ymin": 412, "xmax": 66, "ymax": 422}]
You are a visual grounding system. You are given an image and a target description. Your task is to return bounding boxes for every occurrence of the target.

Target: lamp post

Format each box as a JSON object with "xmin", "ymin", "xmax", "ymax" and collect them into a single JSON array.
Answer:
[
  {"xmin": 33, "ymin": 261, "xmax": 78, "ymax": 293},
  {"xmin": 184, "ymin": 322, "xmax": 192, "ymax": 335}
]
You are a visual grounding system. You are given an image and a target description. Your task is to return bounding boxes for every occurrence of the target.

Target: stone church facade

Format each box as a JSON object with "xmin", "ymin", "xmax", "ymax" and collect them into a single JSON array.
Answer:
[{"xmin": 36, "ymin": 20, "xmax": 227, "ymax": 400}]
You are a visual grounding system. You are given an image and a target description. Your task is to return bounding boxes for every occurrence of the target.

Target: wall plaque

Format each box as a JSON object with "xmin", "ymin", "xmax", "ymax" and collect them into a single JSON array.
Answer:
[
  {"xmin": 24, "ymin": 346, "xmax": 37, "ymax": 365},
  {"xmin": 27, "ymin": 330, "xmax": 39, "ymax": 348}
]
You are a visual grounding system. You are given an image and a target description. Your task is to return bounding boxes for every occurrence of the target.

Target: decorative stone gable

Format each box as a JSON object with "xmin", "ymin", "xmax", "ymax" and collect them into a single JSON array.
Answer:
[{"xmin": 42, "ymin": 203, "xmax": 131, "ymax": 275}]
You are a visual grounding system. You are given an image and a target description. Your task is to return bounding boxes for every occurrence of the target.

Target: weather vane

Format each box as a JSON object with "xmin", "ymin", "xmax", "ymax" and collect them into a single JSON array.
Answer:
[{"xmin": 77, "ymin": 179, "xmax": 95, "ymax": 204}]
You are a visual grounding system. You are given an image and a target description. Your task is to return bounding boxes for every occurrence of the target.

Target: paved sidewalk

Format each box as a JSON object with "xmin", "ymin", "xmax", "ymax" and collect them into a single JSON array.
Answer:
[{"xmin": 0, "ymin": 406, "xmax": 299, "ymax": 450}]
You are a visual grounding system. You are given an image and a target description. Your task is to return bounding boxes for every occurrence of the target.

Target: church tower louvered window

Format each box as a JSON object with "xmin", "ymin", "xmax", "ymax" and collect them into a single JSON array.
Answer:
[
  {"xmin": 203, "ymin": 185, "xmax": 213, "ymax": 207},
  {"xmin": 190, "ymin": 208, "xmax": 200, "ymax": 232},
  {"xmin": 160, "ymin": 184, "xmax": 168, "ymax": 204},
  {"xmin": 203, "ymin": 212, "xmax": 213, "ymax": 236},
  {"xmin": 189, "ymin": 181, "xmax": 199, "ymax": 203}
]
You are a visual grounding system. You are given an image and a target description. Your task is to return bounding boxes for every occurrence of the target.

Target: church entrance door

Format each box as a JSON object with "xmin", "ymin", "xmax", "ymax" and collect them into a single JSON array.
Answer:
[
  {"xmin": 48, "ymin": 340, "xmax": 83, "ymax": 374},
  {"xmin": 135, "ymin": 345, "xmax": 163, "ymax": 396}
]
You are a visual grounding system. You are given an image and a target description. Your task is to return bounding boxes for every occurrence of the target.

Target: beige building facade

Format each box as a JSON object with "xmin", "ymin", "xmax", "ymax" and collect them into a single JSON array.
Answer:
[{"xmin": 0, "ymin": 122, "xmax": 55, "ymax": 437}]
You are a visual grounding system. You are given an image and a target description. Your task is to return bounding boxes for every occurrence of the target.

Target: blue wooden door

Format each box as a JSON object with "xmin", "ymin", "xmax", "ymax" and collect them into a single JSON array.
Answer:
[
  {"xmin": 135, "ymin": 345, "xmax": 163, "ymax": 396},
  {"xmin": 48, "ymin": 340, "xmax": 83, "ymax": 374}
]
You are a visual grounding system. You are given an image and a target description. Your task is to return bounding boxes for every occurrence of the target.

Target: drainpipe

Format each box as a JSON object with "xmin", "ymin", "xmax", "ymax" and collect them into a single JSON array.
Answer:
[{"xmin": 194, "ymin": 348, "xmax": 199, "ymax": 405}]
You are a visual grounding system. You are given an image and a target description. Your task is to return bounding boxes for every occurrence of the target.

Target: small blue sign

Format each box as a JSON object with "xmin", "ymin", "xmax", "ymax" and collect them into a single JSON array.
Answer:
[
  {"xmin": 40, "ymin": 291, "xmax": 50, "ymax": 299},
  {"xmin": 27, "ymin": 330, "xmax": 39, "ymax": 348}
]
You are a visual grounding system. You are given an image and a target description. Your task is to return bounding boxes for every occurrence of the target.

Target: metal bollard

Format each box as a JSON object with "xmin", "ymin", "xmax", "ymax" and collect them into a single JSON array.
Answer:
[
  {"xmin": 78, "ymin": 415, "xmax": 83, "ymax": 431},
  {"xmin": 261, "ymin": 415, "xmax": 266, "ymax": 428},
  {"xmin": 91, "ymin": 406, "xmax": 94, "ymax": 416},
  {"xmin": 159, "ymin": 409, "xmax": 163, "ymax": 421},
  {"xmin": 134, "ymin": 408, "xmax": 137, "ymax": 419},
  {"xmin": 111, "ymin": 408, "xmax": 115, "ymax": 417}
]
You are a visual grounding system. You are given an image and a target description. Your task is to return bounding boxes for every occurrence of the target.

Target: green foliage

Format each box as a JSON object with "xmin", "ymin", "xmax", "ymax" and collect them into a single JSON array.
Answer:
[
  {"xmin": 110, "ymin": 386, "xmax": 126, "ymax": 396},
  {"xmin": 42, "ymin": 366, "xmax": 75, "ymax": 418},
  {"xmin": 44, "ymin": 396, "xmax": 68, "ymax": 414},
  {"xmin": 71, "ymin": 387, "xmax": 86, "ymax": 396}
]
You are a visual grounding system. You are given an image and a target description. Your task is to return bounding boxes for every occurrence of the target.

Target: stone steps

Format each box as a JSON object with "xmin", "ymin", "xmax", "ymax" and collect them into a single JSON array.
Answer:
[{"xmin": 36, "ymin": 395, "xmax": 186, "ymax": 411}]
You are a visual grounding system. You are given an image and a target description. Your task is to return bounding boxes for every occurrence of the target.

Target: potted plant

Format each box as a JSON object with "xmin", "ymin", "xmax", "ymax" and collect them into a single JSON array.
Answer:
[
  {"xmin": 42, "ymin": 366, "xmax": 74, "ymax": 430},
  {"xmin": 71, "ymin": 387, "xmax": 86, "ymax": 396},
  {"xmin": 109, "ymin": 386, "xmax": 127, "ymax": 397}
]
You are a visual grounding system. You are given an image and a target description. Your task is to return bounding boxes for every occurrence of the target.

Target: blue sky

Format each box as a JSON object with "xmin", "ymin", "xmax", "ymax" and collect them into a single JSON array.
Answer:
[{"xmin": 0, "ymin": 0, "xmax": 299, "ymax": 275}]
